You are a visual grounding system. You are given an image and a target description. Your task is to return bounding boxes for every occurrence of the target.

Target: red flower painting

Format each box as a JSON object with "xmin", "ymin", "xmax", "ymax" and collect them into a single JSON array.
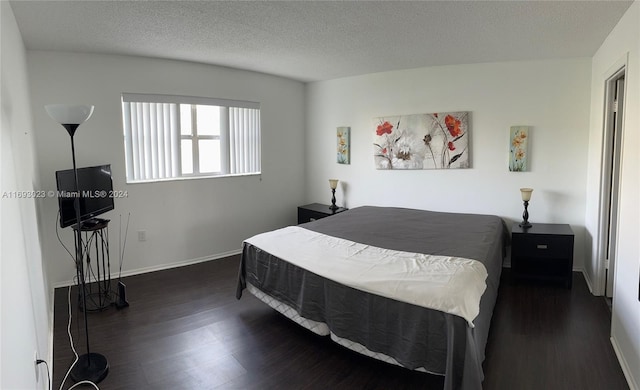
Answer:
[{"xmin": 374, "ymin": 112, "xmax": 469, "ymax": 169}]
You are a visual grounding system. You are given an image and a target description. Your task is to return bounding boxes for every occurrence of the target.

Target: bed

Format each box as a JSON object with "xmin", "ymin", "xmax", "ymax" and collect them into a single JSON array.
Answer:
[{"xmin": 236, "ymin": 206, "xmax": 508, "ymax": 390}]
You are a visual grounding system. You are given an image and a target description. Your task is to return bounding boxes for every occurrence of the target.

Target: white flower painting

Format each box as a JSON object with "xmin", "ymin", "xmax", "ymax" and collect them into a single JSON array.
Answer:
[{"xmin": 373, "ymin": 112, "xmax": 470, "ymax": 170}]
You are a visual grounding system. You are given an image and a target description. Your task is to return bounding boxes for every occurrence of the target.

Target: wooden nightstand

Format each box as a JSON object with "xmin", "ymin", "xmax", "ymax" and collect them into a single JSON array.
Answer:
[
  {"xmin": 511, "ymin": 223, "xmax": 575, "ymax": 288},
  {"xmin": 297, "ymin": 203, "xmax": 348, "ymax": 224}
]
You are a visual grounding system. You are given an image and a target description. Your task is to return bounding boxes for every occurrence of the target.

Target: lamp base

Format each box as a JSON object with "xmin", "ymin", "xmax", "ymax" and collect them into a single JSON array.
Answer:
[
  {"xmin": 70, "ymin": 353, "xmax": 109, "ymax": 384},
  {"xmin": 519, "ymin": 221, "xmax": 532, "ymax": 228},
  {"xmin": 330, "ymin": 188, "xmax": 338, "ymax": 211}
]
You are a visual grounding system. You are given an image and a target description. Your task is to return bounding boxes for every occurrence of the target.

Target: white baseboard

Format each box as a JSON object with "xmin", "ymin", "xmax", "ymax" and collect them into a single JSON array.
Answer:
[
  {"xmin": 572, "ymin": 268, "xmax": 598, "ymax": 296},
  {"xmin": 581, "ymin": 268, "xmax": 596, "ymax": 294},
  {"xmin": 51, "ymin": 249, "xmax": 242, "ymax": 289},
  {"xmin": 611, "ymin": 335, "xmax": 639, "ymax": 390}
]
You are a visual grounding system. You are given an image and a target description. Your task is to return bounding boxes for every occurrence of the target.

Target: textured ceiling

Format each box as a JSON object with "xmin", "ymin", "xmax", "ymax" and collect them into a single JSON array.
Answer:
[{"xmin": 9, "ymin": 0, "xmax": 633, "ymax": 82}]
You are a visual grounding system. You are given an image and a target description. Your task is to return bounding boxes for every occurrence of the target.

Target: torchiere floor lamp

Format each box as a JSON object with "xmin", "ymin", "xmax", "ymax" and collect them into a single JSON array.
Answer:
[{"xmin": 45, "ymin": 104, "xmax": 109, "ymax": 383}]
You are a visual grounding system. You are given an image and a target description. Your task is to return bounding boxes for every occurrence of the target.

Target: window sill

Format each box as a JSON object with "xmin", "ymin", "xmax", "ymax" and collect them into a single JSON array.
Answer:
[{"xmin": 126, "ymin": 172, "xmax": 261, "ymax": 185}]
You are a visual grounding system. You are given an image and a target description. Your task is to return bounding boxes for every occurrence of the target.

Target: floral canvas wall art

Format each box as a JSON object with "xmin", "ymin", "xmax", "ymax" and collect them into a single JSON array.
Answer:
[
  {"xmin": 509, "ymin": 126, "xmax": 529, "ymax": 172},
  {"xmin": 373, "ymin": 112, "xmax": 470, "ymax": 169},
  {"xmin": 337, "ymin": 127, "xmax": 350, "ymax": 164}
]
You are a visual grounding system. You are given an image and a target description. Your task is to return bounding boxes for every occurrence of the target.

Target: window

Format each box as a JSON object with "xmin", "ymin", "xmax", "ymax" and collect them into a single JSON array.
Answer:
[{"xmin": 121, "ymin": 93, "xmax": 260, "ymax": 183}]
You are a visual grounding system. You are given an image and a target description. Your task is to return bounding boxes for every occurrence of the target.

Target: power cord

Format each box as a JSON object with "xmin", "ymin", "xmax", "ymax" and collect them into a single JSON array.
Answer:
[
  {"xmin": 68, "ymin": 381, "xmax": 100, "ymax": 390},
  {"xmin": 58, "ymin": 286, "xmax": 100, "ymax": 390},
  {"xmin": 54, "ymin": 210, "xmax": 108, "ymax": 389},
  {"xmin": 55, "ymin": 211, "xmax": 76, "ymax": 263}
]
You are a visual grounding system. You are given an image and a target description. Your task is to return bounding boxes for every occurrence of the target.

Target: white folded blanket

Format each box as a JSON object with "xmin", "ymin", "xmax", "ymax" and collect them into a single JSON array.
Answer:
[{"xmin": 245, "ymin": 226, "xmax": 488, "ymax": 326}]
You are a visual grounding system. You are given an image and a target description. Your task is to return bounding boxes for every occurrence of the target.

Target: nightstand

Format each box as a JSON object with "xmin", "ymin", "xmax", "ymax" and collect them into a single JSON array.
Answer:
[
  {"xmin": 511, "ymin": 223, "xmax": 575, "ymax": 288},
  {"xmin": 297, "ymin": 203, "xmax": 348, "ymax": 224}
]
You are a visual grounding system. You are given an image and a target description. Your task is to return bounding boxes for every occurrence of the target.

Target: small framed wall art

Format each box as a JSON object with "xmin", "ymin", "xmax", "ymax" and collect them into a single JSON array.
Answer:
[
  {"xmin": 509, "ymin": 126, "xmax": 530, "ymax": 172},
  {"xmin": 337, "ymin": 126, "xmax": 350, "ymax": 164}
]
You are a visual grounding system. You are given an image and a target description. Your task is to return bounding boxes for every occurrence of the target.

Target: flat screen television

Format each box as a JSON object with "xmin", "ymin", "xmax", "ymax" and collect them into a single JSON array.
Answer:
[{"xmin": 56, "ymin": 164, "xmax": 114, "ymax": 228}]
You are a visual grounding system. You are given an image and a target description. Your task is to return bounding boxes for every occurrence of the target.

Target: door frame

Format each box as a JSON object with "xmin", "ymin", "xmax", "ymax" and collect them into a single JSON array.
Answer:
[{"xmin": 595, "ymin": 55, "xmax": 628, "ymax": 296}]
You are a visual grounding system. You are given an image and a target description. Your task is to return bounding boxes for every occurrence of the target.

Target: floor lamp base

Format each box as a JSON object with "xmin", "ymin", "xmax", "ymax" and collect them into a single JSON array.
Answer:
[{"xmin": 70, "ymin": 353, "xmax": 109, "ymax": 384}]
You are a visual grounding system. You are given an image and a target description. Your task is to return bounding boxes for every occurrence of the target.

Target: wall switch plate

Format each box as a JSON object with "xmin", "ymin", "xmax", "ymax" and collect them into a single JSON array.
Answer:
[{"xmin": 138, "ymin": 230, "xmax": 147, "ymax": 242}]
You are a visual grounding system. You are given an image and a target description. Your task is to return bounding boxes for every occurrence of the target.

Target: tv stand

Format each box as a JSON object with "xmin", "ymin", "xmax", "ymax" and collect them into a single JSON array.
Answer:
[
  {"xmin": 79, "ymin": 217, "xmax": 108, "ymax": 229},
  {"xmin": 73, "ymin": 219, "xmax": 113, "ymax": 311}
]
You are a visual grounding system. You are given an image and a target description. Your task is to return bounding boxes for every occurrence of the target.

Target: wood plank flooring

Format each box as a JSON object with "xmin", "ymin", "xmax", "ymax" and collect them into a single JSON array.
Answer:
[{"xmin": 52, "ymin": 256, "xmax": 629, "ymax": 389}]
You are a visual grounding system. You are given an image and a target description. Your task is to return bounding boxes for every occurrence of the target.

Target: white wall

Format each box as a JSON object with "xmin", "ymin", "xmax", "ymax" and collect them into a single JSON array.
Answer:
[
  {"xmin": 27, "ymin": 52, "xmax": 306, "ymax": 286},
  {"xmin": 1, "ymin": 2, "xmax": 50, "ymax": 389},
  {"xmin": 586, "ymin": 2, "xmax": 640, "ymax": 388},
  {"xmin": 305, "ymin": 58, "xmax": 591, "ymax": 269}
]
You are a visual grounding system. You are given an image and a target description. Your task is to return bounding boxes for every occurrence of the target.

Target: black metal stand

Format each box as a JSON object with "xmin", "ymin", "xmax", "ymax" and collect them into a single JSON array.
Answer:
[{"xmin": 73, "ymin": 219, "xmax": 112, "ymax": 311}]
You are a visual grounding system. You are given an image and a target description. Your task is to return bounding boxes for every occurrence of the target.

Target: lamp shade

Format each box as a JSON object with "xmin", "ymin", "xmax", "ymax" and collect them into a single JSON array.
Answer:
[
  {"xmin": 329, "ymin": 179, "xmax": 339, "ymax": 189},
  {"xmin": 520, "ymin": 188, "xmax": 533, "ymax": 201},
  {"xmin": 45, "ymin": 104, "xmax": 94, "ymax": 125}
]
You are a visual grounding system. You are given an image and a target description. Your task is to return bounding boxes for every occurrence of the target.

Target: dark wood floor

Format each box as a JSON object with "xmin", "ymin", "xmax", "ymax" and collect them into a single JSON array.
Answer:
[{"xmin": 53, "ymin": 256, "xmax": 629, "ymax": 390}]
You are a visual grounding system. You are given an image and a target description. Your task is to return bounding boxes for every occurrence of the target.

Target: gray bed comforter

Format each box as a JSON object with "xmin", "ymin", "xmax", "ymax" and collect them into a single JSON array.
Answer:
[{"xmin": 236, "ymin": 206, "xmax": 508, "ymax": 390}]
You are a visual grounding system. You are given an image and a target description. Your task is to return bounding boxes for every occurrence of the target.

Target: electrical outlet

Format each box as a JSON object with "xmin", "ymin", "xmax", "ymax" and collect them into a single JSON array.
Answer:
[
  {"xmin": 138, "ymin": 230, "xmax": 147, "ymax": 242},
  {"xmin": 34, "ymin": 351, "xmax": 39, "ymax": 382}
]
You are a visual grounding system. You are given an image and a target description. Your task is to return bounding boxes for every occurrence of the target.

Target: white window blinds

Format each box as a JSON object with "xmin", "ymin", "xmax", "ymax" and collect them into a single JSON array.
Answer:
[
  {"xmin": 121, "ymin": 93, "xmax": 261, "ymax": 183},
  {"xmin": 229, "ymin": 107, "xmax": 261, "ymax": 174}
]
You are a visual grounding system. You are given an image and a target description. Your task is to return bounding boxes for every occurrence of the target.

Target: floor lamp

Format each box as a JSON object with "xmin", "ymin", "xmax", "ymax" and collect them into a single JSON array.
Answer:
[{"xmin": 45, "ymin": 104, "xmax": 109, "ymax": 383}]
